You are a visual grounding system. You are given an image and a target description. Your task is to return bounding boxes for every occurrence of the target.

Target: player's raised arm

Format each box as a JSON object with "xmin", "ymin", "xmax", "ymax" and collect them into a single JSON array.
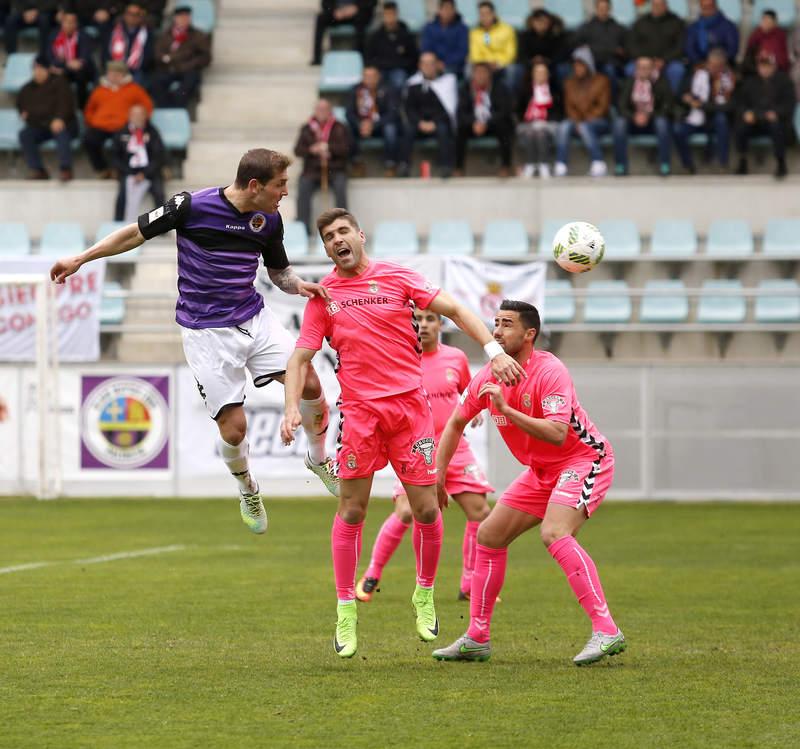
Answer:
[
  {"xmin": 281, "ymin": 347, "xmax": 317, "ymax": 445},
  {"xmin": 50, "ymin": 222, "xmax": 145, "ymax": 283},
  {"xmin": 428, "ymin": 290, "xmax": 526, "ymax": 385},
  {"xmin": 266, "ymin": 266, "xmax": 330, "ymax": 300}
]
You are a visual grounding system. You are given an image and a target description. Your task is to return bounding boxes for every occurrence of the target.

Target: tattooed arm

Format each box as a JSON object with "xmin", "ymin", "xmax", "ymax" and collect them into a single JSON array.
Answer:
[{"xmin": 266, "ymin": 266, "xmax": 330, "ymax": 300}]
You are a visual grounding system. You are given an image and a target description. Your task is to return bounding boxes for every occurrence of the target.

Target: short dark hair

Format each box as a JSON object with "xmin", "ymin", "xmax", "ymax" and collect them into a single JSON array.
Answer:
[
  {"xmin": 317, "ymin": 208, "xmax": 361, "ymax": 239},
  {"xmin": 439, "ymin": 0, "xmax": 455, "ymax": 6},
  {"xmin": 762, "ymin": 9, "xmax": 777, "ymax": 19},
  {"xmin": 234, "ymin": 149, "xmax": 291, "ymax": 188},
  {"xmin": 479, "ymin": 1, "xmax": 495, "ymax": 11},
  {"xmin": 383, "ymin": 1, "xmax": 398, "ymax": 10},
  {"xmin": 499, "ymin": 299, "xmax": 540, "ymax": 341}
]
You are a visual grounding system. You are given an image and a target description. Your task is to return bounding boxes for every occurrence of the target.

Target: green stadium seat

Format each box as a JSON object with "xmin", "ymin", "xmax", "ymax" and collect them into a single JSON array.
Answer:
[
  {"xmin": 706, "ymin": 219, "xmax": 754, "ymax": 257},
  {"xmin": 94, "ymin": 221, "xmax": 143, "ymax": 263},
  {"xmin": 612, "ymin": 0, "xmax": 636, "ymax": 25},
  {"xmin": 428, "ymin": 221, "xmax": 474, "ymax": 256},
  {"xmin": 496, "ymin": 0, "xmax": 532, "ymax": 28},
  {"xmin": 39, "ymin": 222, "xmax": 84, "ymax": 256},
  {"xmin": 716, "ymin": 0, "xmax": 742, "ymax": 23},
  {"xmin": 697, "ymin": 279, "xmax": 746, "ymax": 323},
  {"xmin": 0, "ymin": 109, "xmax": 23, "ymax": 151},
  {"xmin": 182, "ymin": 0, "xmax": 215, "ymax": 32},
  {"xmin": 1, "ymin": 53, "xmax": 35, "ymax": 94},
  {"xmin": 0, "ymin": 222, "xmax": 31, "ymax": 255},
  {"xmin": 284, "ymin": 220, "xmax": 309, "ymax": 257},
  {"xmin": 100, "ymin": 281, "xmax": 125, "ymax": 325},
  {"xmin": 372, "ymin": 221, "xmax": 418, "ymax": 257},
  {"xmin": 650, "ymin": 219, "xmax": 697, "ymax": 257},
  {"xmin": 668, "ymin": 0, "xmax": 689, "ymax": 17},
  {"xmin": 762, "ymin": 219, "xmax": 800, "ymax": 257},
  {"xmin": 396, "ymin": 0, "xmax": 427, "ymax": 31},
  {"xmin": 543, "ymin": 278, "xmax": 575, "ymax": 323},
  {"xmin": 537, "ymin": 218, "xmax": 572, "ymax": 256},
  {"xmin": 151, "ymin": 108, "xmax": 191, "ymax": 151},
  {"xmin": 597, "ymin": 219, "xmax": 640, "ymax": 259},
  {"xmin": 754, "ymin": 279, "xmax": 800, "ymax": 323},
  {"xmin": 460, "ymin": 4, "xmax": 479, "ymax": 25},
  {"xmin": 753, "ymin": 0, "xmax": 795, "ymax": 25},
  {"xmin": 481, "ymin": 220, "xmax": 528, "ymax": 258},
  {"xmin": 545, "ymin": 0, "xmax": 585, "ymax": 27},
  {"xmin": 640, "ymin": 279, "xmax": 689, "ymax": 323},
  {"xmin": 584, "ymin": 280, "xmax": 632, "ymax": 323},
  {"xmin": 319, "ymin": 51, "xmax": 363, "ymax": 94}
]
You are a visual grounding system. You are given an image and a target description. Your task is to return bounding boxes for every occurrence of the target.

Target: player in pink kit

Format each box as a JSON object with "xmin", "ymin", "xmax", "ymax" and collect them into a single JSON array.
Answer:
[
  {"xmin": 355, "ymin": 307, "xmax": 494, "ymax": 604},
  {"xmin": 432, "ymin": 300, "xmax": 626, "ymax": 665},
  {"xmin": 280, "ymin": 209, "xmax": 524, "ymax": 659}
]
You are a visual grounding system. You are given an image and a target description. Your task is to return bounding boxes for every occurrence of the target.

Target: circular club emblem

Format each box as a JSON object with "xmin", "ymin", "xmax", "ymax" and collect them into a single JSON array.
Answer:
[
  {"xmin": 249, "ymin": 213, "xmax": 266, "ymax": 233},
  {"xmin": 82, "ymin": 377, "xmax": 168, "ymax": 469}
]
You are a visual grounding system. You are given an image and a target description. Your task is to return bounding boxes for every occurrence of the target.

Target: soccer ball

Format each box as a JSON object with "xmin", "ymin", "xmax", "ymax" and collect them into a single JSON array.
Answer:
[{"xmin": 552, "ymin": 221, "xmax": 605, "ymax": 273}]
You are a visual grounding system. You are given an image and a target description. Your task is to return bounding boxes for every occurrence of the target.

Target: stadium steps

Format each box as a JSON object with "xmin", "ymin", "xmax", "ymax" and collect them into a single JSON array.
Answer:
[{"xmin": 211, "ymin": 18, "xmax": 313, "ymax": 70}]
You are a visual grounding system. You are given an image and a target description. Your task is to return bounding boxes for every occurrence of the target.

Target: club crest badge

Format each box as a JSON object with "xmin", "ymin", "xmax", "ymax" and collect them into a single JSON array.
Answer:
[
  {"xmin": 557, "ymin": 469, "xmax": 580, "ymax": 488},
  {"xmin": 522, "ymin": 393, "xmax": 531, "ymax": 409},
  {"xmin": 446, "ymin": 367, "xmax": 458, "ymax": 382},
  {"xmin": 346, "ymin": 453, "xmax": 357, "ymax": 470},
  {"xmin": 411, "ymin": 438, "xmax": 435, "ymax": 466},
  {"xmin": 249, "ymin": 213, "xmax": 266, "ymax": 232},
  {"xmin": 541, "ymin": 394, "xmax": 566, "ymax": 414},
  {"xmin": 368, "ymin": 281, "xmax": 379, "ymax": 293}
]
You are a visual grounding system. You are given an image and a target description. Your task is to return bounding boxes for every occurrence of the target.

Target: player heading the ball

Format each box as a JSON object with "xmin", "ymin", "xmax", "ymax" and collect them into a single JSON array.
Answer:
[{"xmin": 280, "ymin": 208, "xmax": 525, "ymax": 659}]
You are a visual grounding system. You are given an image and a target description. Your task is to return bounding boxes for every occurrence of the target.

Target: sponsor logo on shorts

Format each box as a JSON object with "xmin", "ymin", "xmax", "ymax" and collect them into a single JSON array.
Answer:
[
  {"xmin": 557, "ymin": 469, "xmax": 580, "ymax": 488},
  {"xmin": 346, "ymin": 453, "xmax": 357, "ymax": 470},
  {"xmin": 195, "ymin": 378, "xmax": 207, "ymax": 402},
  {"xmin": 542, "ymin": 394, "xmax": 566, "ymax": 414},
  {"xmin": 464, "ymin": 463, "xmax": 486, "ymax": 483},
  {"xmin": 368, "ymin": 281, "xmax": 379, "ymax": 293},
  {"xmin": 554, "ymin": 490, "xmax": 573, "ymax": 498},
  {"xmin": 492, "ymin": 414, "xmax": 508, "ymax": 426},
  {"xmin": 522, "ymin": 393, "xmax": 531, "ymax": 409},
  {"xmin": 411, "ymin": 438, "xmax": 435, "ymax": 466},
  {"xmin": 327, "ymin": 301, "xmax": 341, "ymax": 315},
  {"xmin": 427, "ymin": 469, "xmax": 437, "ymax": 475},
  {"xmin": 249, "ymin": 213, "xmax": 266, "ymax": 233}
]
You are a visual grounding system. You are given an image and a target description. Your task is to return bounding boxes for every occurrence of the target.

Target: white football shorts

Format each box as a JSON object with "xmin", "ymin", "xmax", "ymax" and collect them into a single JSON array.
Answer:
[{"xmin": 181, "ymin": 305, "xmax": 295, "ymax": 419}]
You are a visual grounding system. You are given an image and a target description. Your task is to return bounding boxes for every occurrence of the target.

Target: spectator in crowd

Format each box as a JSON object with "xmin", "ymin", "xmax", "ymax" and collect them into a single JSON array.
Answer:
[
  {"xmin": 72, "ymin": 0, "xmax": 119, "ymax": 37},
  {"xmin": 312, "ymin": 0, "xmax": 376, "ymax": 65},
  {"xmin": 420, "ymin": 0, "xmax": 469, "ymax": 78},
  {"xmin": 294, "ymin": 98, "xmax": 350, "ymax": 233},
  {"xmin": 613, "ymin": 56, "xmax": 673, "ymax": 176},
  {"xmin": 455, "ymin": 61, "xmax": 513, "ymax": 176},
  {"xmin": 685, "ymin": 0, "xmax": 738, "ymax": 68},
  {"xmin": 625, "ymin": 0, "xmax": 685, "ymax": 92},
  {"xmin": 111, "ymin": 103, "xmax": 165, "ymax": 221},
  {"xmin": 469, "ymin": 1, "xmax": 520, "ymax": 92},
  {"xmin": 364, "ymin": 1, "xmax": 418, "ymax": 90},
  {"xmin": 516, "ymin": 57, "xmax": 560, "ymax": 178},
  {"xmin": 735, "ymin": 52, "xmax": 795, "ymax": 178},
  {"xmin": 83, "ymin": 60, "xmax": 153, "ymax": 177},
  {"xmin": 555, "ymin": 46, "xmax": 611, "ymax": 177},
  {"xmin": 17, "ymin": 55, "xmax": 78, "ymax": 181},
  {"xmin": 150, "ymin": 5, "xmax": 211, "ymax": 108},
  {"xmin": 574, "ymin": 0, "xmax": 627, "ymax": 95},
  {"xmin": 346, "ymin": 66, "xmax": 401, "ymax": 176},
  {"xmin": 4, "ymin": 0, "xmax": 56, "ymax": 53},
  {"xmin": 103, "ymin": 2, "xmax": 154, "ymax": 84},
  {"xmin": 673, "ymin": 47, "xmax": 735, "ymax": 173},
  {"xmin": 744, "ymin": 10, "xmax": 789, "ymax": 73},
  {"xmin": 517, "ymin": 9, "xmax": 567, "ymax": 74},
  {"xmin": 45, "ymin": 10, "xmax": 95, "ymax": 108},
  {"xmin": 401, "ymin": 51, "xmax": 458, "ymax": 178}
]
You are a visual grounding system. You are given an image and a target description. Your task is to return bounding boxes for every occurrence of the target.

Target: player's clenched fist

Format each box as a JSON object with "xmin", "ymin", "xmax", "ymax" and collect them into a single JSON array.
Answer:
[
  {"xmin": 50, "ymin": 256, "xmax": 82, "ymax": 284},
  {"xmin": 280, "ymin": 405, "xmax": 303, "ymax": 446},
  {"xmin": 479, "ymin": 382, "xmax": 508, "ymax": 412},
  {"xmin": 490, "ymin": 352, "xmax": 525, "ymax": 386}
]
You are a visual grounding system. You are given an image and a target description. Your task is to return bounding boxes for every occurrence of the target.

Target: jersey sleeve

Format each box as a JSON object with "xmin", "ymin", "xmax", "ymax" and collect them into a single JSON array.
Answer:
[
  {"xmin": 538, "ymin": 361, "xmax": 573, "ymax": 424},
  {"xmin": 261, "ymin": 214, "xmax": 290, "ymax": 270},
  {"xmin": 137, "ymin": 191, "xmax": 191, "ymax": 239},
  {"xmin": 457, "ymin": 369, "xmax": 488, "ymax": 422},
  {"xmin": 295, "ymin": 296, "xmax": 331, "ymax": 352},
  {"xmin": 400, "ymin": 266, "xmax": 440, "ymax": 309}
]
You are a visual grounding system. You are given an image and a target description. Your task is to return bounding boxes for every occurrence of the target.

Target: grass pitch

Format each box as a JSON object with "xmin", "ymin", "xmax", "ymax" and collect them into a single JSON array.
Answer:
[{"xmin": 1, "ymin": 498, "xmax": 798, "ymax": 749}]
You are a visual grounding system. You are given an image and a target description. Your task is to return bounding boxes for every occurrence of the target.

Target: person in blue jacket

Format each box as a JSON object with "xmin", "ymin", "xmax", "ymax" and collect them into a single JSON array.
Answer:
[
  {"xmin": 685, "ymin": 0, "xmax": 739, "ymax": 66},
  {"xmin": 421, "ymin": 0, "xmax": 469, "ymax": 77}
]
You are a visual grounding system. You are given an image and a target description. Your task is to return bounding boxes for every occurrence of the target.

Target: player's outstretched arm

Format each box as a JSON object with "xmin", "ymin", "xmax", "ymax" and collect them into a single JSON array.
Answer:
[
  {"xmin": 281, "ymin": 347, "xmax": 316, "ymax": 445},
  {"xmin": 267, "ymin": 266, "xmax": 330, "ymax": 300},
  {"xmin": 436, "ymin": 409, "xmax": 471, "ymax": 508},
  {"xmin": 428, "ymin": 290, "xmax": 525, "ymax": 385},
  {"xmin": 50, "ymin": 223, "xmax": 145, "ymax": 284}
]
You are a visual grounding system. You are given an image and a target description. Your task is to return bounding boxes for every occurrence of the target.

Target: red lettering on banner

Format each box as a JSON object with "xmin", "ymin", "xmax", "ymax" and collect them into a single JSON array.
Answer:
[
  {"xmin": 0, "ymin": 312, "xmax": 35, "ymax": 333},
  {"xmin": 68, "ymin": 275, "xmax": 83, "ymax": 294}
]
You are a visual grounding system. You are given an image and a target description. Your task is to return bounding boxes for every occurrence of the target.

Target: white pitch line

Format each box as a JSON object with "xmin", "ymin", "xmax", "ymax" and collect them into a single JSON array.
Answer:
[
  {"xmin": 74, "ymin": 545, "xmax": 187, "ymax": 565},
  {"xmin": 0, "ymin": 561, "xmax": 55, "ymax": 575}
]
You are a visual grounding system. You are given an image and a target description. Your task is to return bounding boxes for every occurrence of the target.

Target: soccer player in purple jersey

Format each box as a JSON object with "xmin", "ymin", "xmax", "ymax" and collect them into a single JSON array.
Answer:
[{"xmin": 49, "ymin": 149, "xmax": 339, "ymax": 533}]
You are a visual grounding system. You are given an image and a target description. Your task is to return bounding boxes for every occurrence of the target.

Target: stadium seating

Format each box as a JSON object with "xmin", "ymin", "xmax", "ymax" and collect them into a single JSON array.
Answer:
[
  {"xmin": 396, "ymin": 0, "xmax": 427, "ymax": 32},
  {"xmin": 611, "ymin": 0, "xmax": 636, "ymax": 25},
  {"xmin": 754, "ymin": 279, "xmax": 800, "ymax": 322},
  {"xmin": 544, "ymin": 0, "xmax": 583, "ymax": 28},
  {"xmin": 650, "ymin": 219, "xmax": 698, "ymax": 257},
  {"xmin": 183, "ymin": 0, "xmax": 216, "ymax": 33},
  {"xmin": 1, "ymin": 53, "xmax": 34, "ymax": 94},
  {"xmin": 94, "ymin": 221, "xmax": 144, "ymax": 263},
  {"xmin": 697, "ymin": 279, "xmax": 746, "ymax": 323},
  {"xmin": 639, "ymin": 279, "xmax": 689, "ymax": 323},
  {"xmin": 0, "ymin": 222, "xmax": 31, "ymax": 255},
  {"xmin": 481, "ymin": 220, "xmax": 529, "ymax": 258},
  {"xmin": 584, "ymin": 280, "xmax": 632, "ymax": 323},
  {"xmin": 100, "ymin": 281, "xmax": 125, "ymax": 325},
  {"xmin": 427, "ymin": 220, "xmax": 474, "ymax": 255},
  {"xmin": 542, "ymin": 278, "xmax": 575, "ymax": 323},
  {"xmin": 537, "ymin": 219, "xmax": 572, "ymax": 256},
  {"xmin": 459, "ymin": 4, "xmax": 479, "ymax": 26},
  {"xmin": 372, "ymin": 221, "xmax": 418, "ymax": 256},
  {"xmin": 753, "ymin": 0, "xmax": 796, "ymax": 26},
  {"xmin": 0, "ymin": 110, "xmax": 23, "ymax": 154},
  {"xmin": 318, "ymin": 51, "xmax": 363, "ymax": 94},
  {"xmin": 496, "ymin": 0, "xmax": 531, "ymax": 28},
  {"xmin": 706, "ymin": 219, "xmax": 754, "ymax": 258},
  {"xmin": 39, "ymin": 223, "xmax": 84, "ymax": 256},
  {"xmin": 597, "ymin": 219, "xmax": 641, "ymax": 259},
  {"xmin": 284, "ymin": 220, "xmax": 310, "ymax": 257},
  {"xmin": 716, "ymin": 0, "xmax": 743, "ymax": 23},
  {"xmin": 151, "ymin": 109, "xmax": 192, "ymax": 152},
  {"xmin": 668, "ymin": 0, "xmax": 689, "ymax": 18},
  {"xmin": 762, "ymin": 219, "xmax": 800, "ymax": 256}
]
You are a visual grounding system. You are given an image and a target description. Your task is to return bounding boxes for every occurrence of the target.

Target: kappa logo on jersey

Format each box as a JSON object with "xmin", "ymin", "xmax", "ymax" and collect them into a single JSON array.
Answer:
[
  {"xmin": 346, "ymin": 453, "xmax": 357, "ymax": 470},
  {"xmin": 411, "ymin": 438, "xmax": 435, "ymax": 465},
  {"xmin": 542, "ymin": 394, "xmax": 566, "ymax": 414},
  {"xmin": 557, "ymin": 468, "xmax": 580, "ymax": 488},
  {"xmin": 522, "ymin": 393, "xmax": 531, "ymax": 409},
  {"xmin": 368, "ymin": 281, "xmax": 379, "ymax": 293},
  {"xmin": 492, "ymin": 414, "xmax": 508, "ymax": 426},
  {"xmin": 249, "ymin": 213, "xmax": 266, "ymax": 233},
  {"xmin": 327, "ymin": 301, "xmax": 341, "ymax": 315},
  {"xmin": 174, "ymin": 194, "xmax": 185, "ymax": 209}
]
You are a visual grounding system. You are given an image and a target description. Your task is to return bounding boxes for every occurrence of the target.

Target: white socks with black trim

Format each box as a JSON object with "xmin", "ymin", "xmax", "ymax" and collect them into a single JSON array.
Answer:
[
  {"xmin": 219, "ymin": 437, "xmax": 257, "ymax": 494},
  {"xmin": 300, "ymin": 395, "xmax": 330, "ymax": 465}
]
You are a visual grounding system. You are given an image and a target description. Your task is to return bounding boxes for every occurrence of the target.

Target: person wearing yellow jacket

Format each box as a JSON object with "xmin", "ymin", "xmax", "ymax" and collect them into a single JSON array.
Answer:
[{"xmin": 469, "ymin": 1, "xmax": 521, "ymax": 91}]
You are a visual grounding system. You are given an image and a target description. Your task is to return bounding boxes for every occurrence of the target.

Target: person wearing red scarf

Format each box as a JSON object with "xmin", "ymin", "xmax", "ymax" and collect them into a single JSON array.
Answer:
[
  {"xmin": 103, "ymin": 2, "xmax": 153, "ymax": 84},
  {"xmin": 516, "ymin": 59, "xmax": 561, "ymax": 178},
  {"xmin": 45, "ymin": 10, "xmax": 96, "ymax": 107}
]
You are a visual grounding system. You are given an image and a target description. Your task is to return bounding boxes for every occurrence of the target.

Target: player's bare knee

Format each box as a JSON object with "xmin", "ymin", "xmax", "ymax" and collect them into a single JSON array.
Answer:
[
  {"xmin": 338, "ymin": 505, "xmax": 366, "ymax": 524},
  {"xmin": 476, "ymin": 521, "xmax": 502, "ymax": 548},
  {"xmin": 540, "ymin": 524, "xmax": 569, "ymax": 548},
  {"xmin": 217, "ymin": 421, "xmax": 246, "ymax": 445},
  {"xmin": 301, "ymin": 366, "xmax": 322, "ymax": 400},
  {"xmin": 412, "ymin": 504, "xmax": 439, "ymax": 524},
  {"xmin": 395, "ymin": 506, "xmax": 413, "ymax": 525}
]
